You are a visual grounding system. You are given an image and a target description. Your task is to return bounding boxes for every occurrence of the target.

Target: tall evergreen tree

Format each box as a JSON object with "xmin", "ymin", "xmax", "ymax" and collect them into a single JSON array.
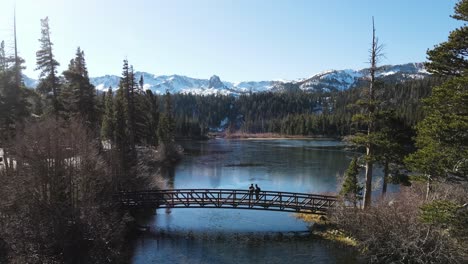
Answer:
[
  {"xmin": 426, "ymin": 0, "xmax": 468, "ymax": 76},
  {"xmin": 373, "ymin": 112, "xmax": 409, "ymax": 196},
  {"xmin": 351, "ymin": 17, "xmax": 384, "ymax": 209},
  {"xmin": 35, "ymin": 17, "xmax": 61, "ymax": 115},
  {"xmin": 0, "ymin": 34, "xmax": 29, "ymax": 147},
  {"xmin": 406, "ymin": 0, "xmax": 468, "ymax": 198},
  {"xmin": 340, "ymin": 158, "xmax": 363, "ymax": 208},
  {"xmin": 111, "ymin": 60, "xmax": 141, "ymax": 184},
  {"xmin": 406, "ymin": 77, "xmax": 468, "ymax": 197},
  {"xmin": 113, "ymin": 86, "xmax": 130, "ymax": 186},
  {"xmin": 0, "ymin": 42, "xmax": 9, "ymax": 144},
  {"xmin": 157, "ymin": 91, "xmax": 176, "ymax": 158},
  {"xmin": 101, "ymin": 87, "xmax": 115, "ymax": 143},
  {"xmin": 119, "ymin": 60, "xmax": 136, "ymax": 154},
  {"xmin": 159, "ymin": 91, "xmax": 175, "ymax": 143},
  {"xmin": 146, "ymin": 90, "xmax": 159, "ymax": 146},
  {"xmin": 62, "ymin": 47, "xmax": 97, "ymax": 127}
]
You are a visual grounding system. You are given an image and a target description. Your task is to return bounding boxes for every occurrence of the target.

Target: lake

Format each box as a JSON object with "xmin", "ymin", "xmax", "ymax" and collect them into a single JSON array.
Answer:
[{"xmin": 131, "ymin": 139, "xmax": 392, "ymax": 263}]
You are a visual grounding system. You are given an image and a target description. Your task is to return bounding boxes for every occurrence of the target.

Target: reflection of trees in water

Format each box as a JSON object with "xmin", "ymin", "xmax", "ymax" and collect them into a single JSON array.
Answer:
[
  {"xmin": 262, "ymin": 148, "xmax": 349, "ymax": 192},
  {"xmin": 160, "ymin": 166, "xmax": 175, "ymax": 214},
  {"xmin": 133, "ymin": 232, "xmax": 358, "ymax": 263},
  {"xmin": 161, "ymin": 166, "xmax": 176, "ymax": 189},
  {"xmin": 210, "ymin": 165, "xmax": 222, "ymax": 188}
]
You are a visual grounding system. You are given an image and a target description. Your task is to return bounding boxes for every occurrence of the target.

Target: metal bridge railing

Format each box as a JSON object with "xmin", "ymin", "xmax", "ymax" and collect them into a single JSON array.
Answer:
[{"xmin": 115, "ymin": 189, "xmax": 338, "ymax": 215}]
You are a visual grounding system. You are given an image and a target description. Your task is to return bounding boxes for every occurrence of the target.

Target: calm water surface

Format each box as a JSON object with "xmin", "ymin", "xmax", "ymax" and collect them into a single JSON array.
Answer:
[{"xmin": 131, "ymin": 139, "xmax": 393, "ymax": 263}]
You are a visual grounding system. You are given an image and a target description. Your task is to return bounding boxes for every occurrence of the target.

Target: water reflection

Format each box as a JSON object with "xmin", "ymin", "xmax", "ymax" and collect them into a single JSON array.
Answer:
[
  {"xmin": 132, "ymin": 139, "xmax": 392, "ymax": 263},
  {"xmin": 132, "ymin": 232, "xmax": 357, "ymax": 264},
  {"xmin": 172, "ymin": 139, "xmax": 353, "ymax": 194}
]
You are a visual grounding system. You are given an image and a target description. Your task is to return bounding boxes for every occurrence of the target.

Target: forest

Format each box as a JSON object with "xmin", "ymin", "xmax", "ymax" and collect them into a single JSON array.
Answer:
[
  {"xmin": 0, "ymin": 0, "xmax": 467, "ymax": 263},
  {"xmin": 169, "ymin": 75, "xmax": 444, "ymax": 138},
  {"xmin": 0, "ymin": 16, "xmax": 179, "ymax": 263}
]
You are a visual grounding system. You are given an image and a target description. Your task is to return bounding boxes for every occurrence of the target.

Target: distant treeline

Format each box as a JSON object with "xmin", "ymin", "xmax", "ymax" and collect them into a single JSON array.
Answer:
[{"xmin": 169, "ymin": 76, "xmax": 445, "ymax": 138}]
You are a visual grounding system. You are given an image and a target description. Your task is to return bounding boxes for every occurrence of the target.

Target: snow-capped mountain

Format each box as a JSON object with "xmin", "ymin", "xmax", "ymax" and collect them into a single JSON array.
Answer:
[
  {"xmin": 22, "ymin": 74, "xmax": 39, "ymax": 88},
  {"xmin": 92, "ymin": 73, "xmax": 275, "ymax": 95},
  {"xmin": 24, "ymin": 62, "xmax": 429, "ymax": 95},
  {"xmin": 281, "ymin": 62, "xmax": 429, "ymax": 92}
]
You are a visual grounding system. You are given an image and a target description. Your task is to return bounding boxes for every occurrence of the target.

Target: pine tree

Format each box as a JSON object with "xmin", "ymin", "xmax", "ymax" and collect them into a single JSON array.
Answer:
[
  {"xmin": 157, "ymin": 91, "xmax": 176, "ymax": 158},
  {"xmin": 113, "ymin": 86, "xmax": 130, "ymax": 184},
  {"xmin": 36, "ymin": 17, "xmax": 61, "ymax": 115},
  {"xmin": 146, "ymin": 90, "xmax": 159, "ymax": 146},
  {"xmin": 112, "ymin": 60, "xmax": 140, "ymax": 183},
  {"xmin": 101, "ymin": 88, "xmax": 115, "ymax": 143},
  {"xmin": 159, "ymin": 91, "xmax": 175, "ymax": 143},
  {"xmin": 62, "ymin": 47, "xmax": 96, "ymax": 127},
  {"xmin": 405, "ymin": 77, "xmax": 468, "ymax": 198},
  {"xmin": 340, "ymin": 158, "xmax": 363, "ymax": 207},
  {"xmin": 373, "ymin": 111, "xmax": 409, "ymax": 196},
  {"xmin": 119, "ymin": 60, "xmax": 136, "ymax": 153},
  {"xmin": 0, "ymin": 35, "xmax": 29, "ymax": 146},
  {"xmin": 0, "ymin": 44, "xmax": 9, "ymax": 144},
  {"xmin": 406, "ymin": 0, "xmax": 468, "ymax": 198},
  {"xmin": 351, "ymin": 17, "xmax": 384, "ymax": 209},
  {"xmin": 426, "ymin": 0, "xmax": 468, "ymax": 76}
]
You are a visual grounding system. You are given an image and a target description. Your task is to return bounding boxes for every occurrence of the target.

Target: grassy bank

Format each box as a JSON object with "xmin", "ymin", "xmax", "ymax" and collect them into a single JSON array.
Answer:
[{"xmin": 295, "ymin": 213, "xmax": 358, "ymax": 247}]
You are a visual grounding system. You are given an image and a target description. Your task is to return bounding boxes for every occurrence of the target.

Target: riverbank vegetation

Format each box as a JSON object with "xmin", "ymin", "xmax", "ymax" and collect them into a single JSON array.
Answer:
[
  {"xmin": 0, "ymin": 17, "xmax": 178, "ymax": 263},
  {"xmin": 331, "ymin": 1, "xmax": 468, "ymax": 262},
  {"xmin": 0, "ymin": 0, "xmax": 467, "ymax": 263},
  {"xmin": 332, "ymin": 183, "xmax": 467, "ymax": 263}
]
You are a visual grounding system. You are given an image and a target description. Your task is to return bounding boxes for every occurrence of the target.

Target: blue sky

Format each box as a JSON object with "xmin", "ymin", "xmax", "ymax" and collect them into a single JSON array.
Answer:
[{"xmin": 0, "ymin": 0, "xmax": 461, "ymax": 81}]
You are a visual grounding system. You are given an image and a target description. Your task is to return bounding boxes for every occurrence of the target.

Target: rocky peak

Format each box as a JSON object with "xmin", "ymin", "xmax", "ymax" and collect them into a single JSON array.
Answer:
[{"xmin": 208, "ymin": 75, "xmax": 226, "ymax": 89}]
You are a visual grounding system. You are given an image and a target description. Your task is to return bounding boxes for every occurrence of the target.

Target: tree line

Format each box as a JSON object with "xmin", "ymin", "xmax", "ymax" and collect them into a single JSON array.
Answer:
[
  {"xmin": 168, "ymin": 75, "xmax": 443, "ymax": 138},
  {"xmin": 335, "ymin": 2, "xmax": 467, "ymax": 263},
  {"xmin": 0, "ymin": 17, "xmax": 177, "ymax": 263}
]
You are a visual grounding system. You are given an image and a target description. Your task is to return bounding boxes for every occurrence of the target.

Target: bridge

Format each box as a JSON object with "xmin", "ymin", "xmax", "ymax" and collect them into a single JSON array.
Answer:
[{"xmin": 115, "ymin": 189, "xmax": 338, "ymax": 215}]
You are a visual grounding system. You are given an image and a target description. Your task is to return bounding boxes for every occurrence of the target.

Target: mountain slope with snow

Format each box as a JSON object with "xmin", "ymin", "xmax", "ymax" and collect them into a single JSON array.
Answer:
[{"xmin": 24, "ymin": 62, "xmax": 429, "ymax": 95}]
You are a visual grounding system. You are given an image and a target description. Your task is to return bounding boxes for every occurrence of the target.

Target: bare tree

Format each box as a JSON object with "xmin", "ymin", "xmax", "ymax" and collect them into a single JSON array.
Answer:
[{"xmin": 363, "ymin": 17, "xmax": 384, "ymax": 209}]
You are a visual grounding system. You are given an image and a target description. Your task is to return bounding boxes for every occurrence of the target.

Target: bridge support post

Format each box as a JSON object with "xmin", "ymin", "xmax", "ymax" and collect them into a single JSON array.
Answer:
[{"xmin": 279, "ymin": 193, "xmax": 282, "ymax": 210}]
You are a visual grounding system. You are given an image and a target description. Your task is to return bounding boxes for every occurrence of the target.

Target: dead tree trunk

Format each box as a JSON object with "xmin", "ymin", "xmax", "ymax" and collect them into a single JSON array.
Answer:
[{"xmin": 363, "ymin": 17, "xmax": 382, "ymax": 209}]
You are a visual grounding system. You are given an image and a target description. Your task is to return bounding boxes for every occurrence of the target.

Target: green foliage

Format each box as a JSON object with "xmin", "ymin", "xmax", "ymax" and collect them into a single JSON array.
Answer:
[
  {"xmin": 146, "ymin": 90, "xmax": 160, "ymax": 145},
  {"xmin": 61, "ymin": 47, "xmax": 97, "ymax": 128},
  {"xmin": 0, "ymin": 41, "xmax": 31, "ymax": 144},
  {"xmin": 453, "ymin": 0, "xmax": 468, "ymax": 21},
  {"xmin": 159, "ymin": 74, "xmax": 441, "ymax": 139},
  {"xmin": 406, "ymin": 0, "xmax": 468, "ymax": 200},
  {"xmin": 158, "ymin": 91, "xmax": 175, "ymax": 145},
  {"xmin": 35, "ymin": 17, "xmax": 61, "ymax": 114},
  {"xmin": 101, "ymin": 88, "xmax": 115, "ymax": 141},
  {"xmin": 340, "ymin": 158, "xmax": 363, "ymax": 207},
  {"xmin": 420, "ymin": 199, "xmax": 468, "ymax": 239},
  {"xmin": 420, "ymin": 200, "xmax": 459, "ymax": 226},
  {"xmin": 332, "ymin": 186, "xmax": 467, "ymax": 263},
  {"xmin": 426, "ymin": 0, "xmax": 468, "ymax": 76},
  {"xmin": 406, "ymin": 76, "xmax": 468, "ymax": 180},
  {"xmin": 113, "ymin": 87, "xmax": 129, "ymax": 164}
]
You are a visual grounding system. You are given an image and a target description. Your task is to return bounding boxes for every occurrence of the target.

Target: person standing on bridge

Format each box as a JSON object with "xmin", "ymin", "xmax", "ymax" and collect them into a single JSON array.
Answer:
[
  {"xmin": 255, "ymin": 184, "xmax": 261, "ymax": 200},
  {"xmin": 249, "ymin": 184, "xmax": 254, "ymax": 201}
]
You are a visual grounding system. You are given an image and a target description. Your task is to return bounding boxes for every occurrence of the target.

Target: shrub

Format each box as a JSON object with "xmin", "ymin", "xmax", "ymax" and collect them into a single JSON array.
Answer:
[{"xmin": 330, "ymin": 184, "xmax": 467, "ymax": 263}]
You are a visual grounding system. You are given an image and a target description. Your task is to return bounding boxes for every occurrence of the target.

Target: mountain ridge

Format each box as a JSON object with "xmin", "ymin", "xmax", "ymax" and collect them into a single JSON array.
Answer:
[{"xmin": 23, "ymin": 62, "xmax": 429, "ymax": 95}]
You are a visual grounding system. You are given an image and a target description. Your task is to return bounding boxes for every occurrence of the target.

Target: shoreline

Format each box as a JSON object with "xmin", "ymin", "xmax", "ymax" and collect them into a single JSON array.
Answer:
[
  {"xmin": 209, "ymin": 132, "xmax": 341, "ymax": 140},
  {"xmin": 295, "ymin": 213, "xmax": 358, "ymax": 248}
]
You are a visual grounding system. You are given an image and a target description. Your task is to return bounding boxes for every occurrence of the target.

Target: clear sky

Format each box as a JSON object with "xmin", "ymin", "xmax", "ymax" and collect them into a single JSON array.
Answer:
[{"xmin": 0, "ymin": 0, "xmax": 462, "ymax": 81}]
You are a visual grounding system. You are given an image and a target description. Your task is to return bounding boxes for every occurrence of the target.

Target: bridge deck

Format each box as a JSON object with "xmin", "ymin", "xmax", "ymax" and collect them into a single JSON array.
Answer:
[{"xmin": 115, "ymin": 189, "xmax": 337, "ymax": 215}]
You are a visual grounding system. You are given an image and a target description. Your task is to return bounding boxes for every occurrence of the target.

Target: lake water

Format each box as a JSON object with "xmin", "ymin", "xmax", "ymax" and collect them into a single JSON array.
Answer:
[{"xmin": 131, "ymin": 139, "xmax": 392, "ymax": 263}]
